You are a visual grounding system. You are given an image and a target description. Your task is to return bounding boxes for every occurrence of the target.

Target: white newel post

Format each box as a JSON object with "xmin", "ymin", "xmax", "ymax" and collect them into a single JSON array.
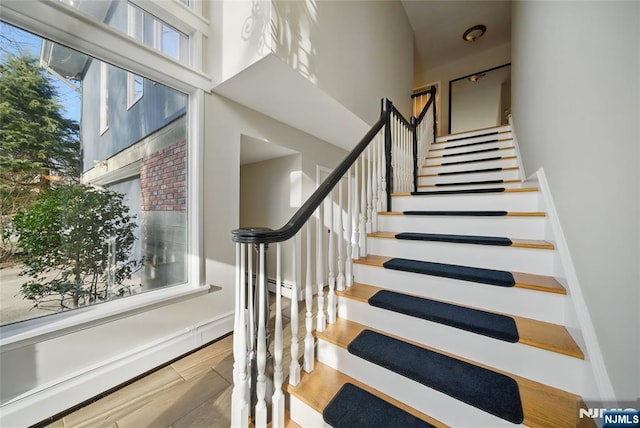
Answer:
[{"xmin": 232, "ymin": 243, "xmax": 249, "ymax": 428}]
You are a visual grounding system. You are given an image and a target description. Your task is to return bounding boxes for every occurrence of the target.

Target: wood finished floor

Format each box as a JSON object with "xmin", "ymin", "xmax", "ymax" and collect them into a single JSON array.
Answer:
[{"xmin": 46, "ymin": 295, "xmax": 308, "ymax": 428}]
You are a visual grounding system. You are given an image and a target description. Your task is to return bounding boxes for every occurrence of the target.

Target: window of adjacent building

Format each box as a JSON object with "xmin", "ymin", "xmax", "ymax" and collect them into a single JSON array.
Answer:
[{"xmin": 0, "ymin": 22, "xmax": 189, "ymax": 327}]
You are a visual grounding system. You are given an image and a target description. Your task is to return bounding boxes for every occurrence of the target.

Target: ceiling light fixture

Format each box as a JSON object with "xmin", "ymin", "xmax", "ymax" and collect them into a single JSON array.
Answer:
[
  {"xmin": 468, "ymin": 73, "xmax": 486, "ymax": 82},
  {"xmin": 463, "ymin": 25, "xmax": 486, "ymax": 42}
]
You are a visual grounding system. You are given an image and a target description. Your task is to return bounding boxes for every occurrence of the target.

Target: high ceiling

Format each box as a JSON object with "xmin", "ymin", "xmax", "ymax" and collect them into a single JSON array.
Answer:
[{"xmin": 401, "ymin": 0, "xmax": 512, "ymax": 75}]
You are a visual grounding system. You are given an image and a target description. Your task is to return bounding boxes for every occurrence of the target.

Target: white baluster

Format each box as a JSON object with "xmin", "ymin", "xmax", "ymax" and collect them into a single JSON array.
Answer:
[
  {"xmin": 359, "ymin": 154, "xmax": 367, "ymax": 257},
  {"xmin": 366, "ymin": 144, "xmax": 373, "ymax": 234},
  {"xmin": 247, "ymin": 247, "xmax": 254, "ymax": 366},
  {"xmin": 336, "ymin": 178, "xmax": 345, "ymax": 291},
  {"xmin": 289, "ymin": 236, "xmax": 301, "ymax": 386},
  {"xmin": 371, "ymin": 137, "xmax": 379, "ymax": 233},
  {"xmin": 376, "ymin": 133, "xmax": 384, "ymax": 215},
  {"xmin": 352, "ymin": 161, "xmax": 360, "ymax": 260},
  {"xmin": 232, "ymin": 243, "xmax": 249, "ymax": 428},
  {"xmin": 345, "ymin": 169, "xmax": 353, "ymax": 288},
  {"xmin": 304, "ymin": 222, "xmax": 314, "ymax": 373},
  {"xmin": 380, "ymin": 130, "xmax": 387, "ymax": 212},
  {"xmin": 255, "ymin": 243, "xmax": 267, "ymax": 428},
  {"xmin": 272, "ymin": 243, "xmax": 284, "ymax": 428},
  {"xmin": 316, "ymin": 202, "xmax": 326, "ymax": 332},
  {"xmin": 327, "ymin": 190, "xmax": 336, "ymax": 324}
]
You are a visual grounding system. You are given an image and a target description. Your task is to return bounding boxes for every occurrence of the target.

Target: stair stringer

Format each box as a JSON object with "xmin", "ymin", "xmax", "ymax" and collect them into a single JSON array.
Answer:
[{"xmin": 535, "ymin": 167, "xmax": 615, "ymax": 403}]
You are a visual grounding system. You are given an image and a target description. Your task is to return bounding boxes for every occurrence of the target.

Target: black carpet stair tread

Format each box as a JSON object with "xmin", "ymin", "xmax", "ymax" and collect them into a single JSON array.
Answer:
[
  {"xmin": 425, "ymin": 155, "xmax": 516, "ymax": 167},
  {"xmin": 436, "ymin": 138, "xmax": 511, "ymax": 151},
  {"xmin": 323, "ymin": 383, "xmax": 435, "ymax": 428},
  {"xmin": 285, "ymin": 361, "xmax": 446, "ymax": 428},
  {"xmin": 317, "ymin": 319, "xmax": 592, "ymax": 428},
  {"xmin": 367, "ymin": 231, "xmax": 554, "ymax": 250},
  {"xmin": 338, "ymin": 283, "xmax": 584, "ymax": 358},
  {"xmin": 425, "ymin": 179, "xmax": 507, "ymax": 187},
  {"xmin": 383, "ymin": 257, "xmax": 515, "ymax": 287},
  {"xmin": 394, "ymin": 232, "xmax": 512, "ymax": 246},
  {"xmin": 419, "ymin": 166, "xmax": 514, "ymax": 176},
  {"xmin": 356, "ymin": 254, "xmax": 565, "ymax": 294},
  {"xmin": 428, "ymin": 146, "xmax": 514, "ymax": 159},
  {"xmin": 408, "ymin": 186, "xmax": 537, "ymax": 196},
  {"xmin": 369, "ymin": 289, "xmax": 519, "ymax": 342},
  {"xmin": 347, "ymin": 329, "xmax": 525, "ymax": 424}
]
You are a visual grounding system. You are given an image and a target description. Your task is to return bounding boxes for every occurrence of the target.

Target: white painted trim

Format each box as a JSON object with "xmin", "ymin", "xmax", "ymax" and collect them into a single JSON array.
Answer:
[
  {"xmin": 507, "ymin": 114, "xmax": 527, "ymax": 181},
  {"xmin": 0, "ymin": 285, "xmax": 212, "ymax": 352},
  {"xmin": 0, "ymin": 312, "xmax": 234, "ymax": 427},
  {"xmin": 536, "ymin": 168, "xmax": 616, "ymax": 401}
]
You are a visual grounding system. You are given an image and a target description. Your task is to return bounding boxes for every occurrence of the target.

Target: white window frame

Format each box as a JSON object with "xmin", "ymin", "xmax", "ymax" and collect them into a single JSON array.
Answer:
[
  {"xmin": 126, "ymin": 72, "xmax": 144, "ymax": 109},
  {"xmin": 99, "ymin": 62, "xmax": 109, "ymax": 134},
  {"xmin": 0, "ymin": 0, "xmax": 207, "ymax": 348}
]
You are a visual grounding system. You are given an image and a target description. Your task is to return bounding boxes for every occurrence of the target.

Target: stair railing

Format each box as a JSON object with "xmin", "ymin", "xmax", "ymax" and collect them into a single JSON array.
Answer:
[{"xmin": 231, "ymin": 92, "xmax": 436, "ymax": 428}]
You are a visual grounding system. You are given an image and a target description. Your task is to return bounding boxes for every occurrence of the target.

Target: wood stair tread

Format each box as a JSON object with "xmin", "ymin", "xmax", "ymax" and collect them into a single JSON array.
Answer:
[
  {"xmin": 354, "ymin": 255, "xmax": 566, "ymax": 294},
  {"xmin": 338, "ymin": 283, "xmax": 583, "ymax": 359},
  {"xmin": 367, "ymin": 231, "xmax": 555, "ymax": 250},
  {"xmin": 434, "ymin": 126, "xmax": 511, "ymax": 142},
  {"xmin": 316, "ymin": 318, "xmax": 595, "ymax": 428},
  {"xmin": 285, "ymin": 361, "xmax": 448, "ymax": 428}
]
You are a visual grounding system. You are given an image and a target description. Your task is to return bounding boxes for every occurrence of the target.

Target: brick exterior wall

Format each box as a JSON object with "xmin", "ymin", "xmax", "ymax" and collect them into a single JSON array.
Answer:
[{"xmin": 140, "ymin": 140, "xmax": 187, "ymax": 211}]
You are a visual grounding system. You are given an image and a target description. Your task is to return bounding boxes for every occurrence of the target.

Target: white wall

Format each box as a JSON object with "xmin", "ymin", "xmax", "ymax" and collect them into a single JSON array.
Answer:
[
  {"xmin": 512, "ymin": 1, "xmax": 639, "ymax": 401},
  {"xmin": 204, "ymin": 93, "xmax": 348, "ymax": 295},
  {"xmin": 210, "ymin": 0, "xmax": 414, "ymax": 150},
  {"xmin": 271, "ymin": 0, "xmax": 414, "ymax": 123},
  {"xmin": 415, "ymin": 42, "xmax": 511, "ymax": 135}
]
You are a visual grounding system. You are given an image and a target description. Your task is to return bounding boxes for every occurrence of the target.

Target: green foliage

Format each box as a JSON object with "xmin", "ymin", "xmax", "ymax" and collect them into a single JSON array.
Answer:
[
  {"xmin": 13, "ymin": 184, "xmax": 141, "ymax": 310},
  {"xmin": 0, "ymin": 53, "xmax": 80, "ymax": 259}
]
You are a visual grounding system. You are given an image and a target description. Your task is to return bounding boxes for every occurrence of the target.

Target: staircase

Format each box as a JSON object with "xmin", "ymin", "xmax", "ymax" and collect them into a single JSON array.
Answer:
[{"xmin": 284, "ymin": 125, "xmax": 597, "ymax": 427}]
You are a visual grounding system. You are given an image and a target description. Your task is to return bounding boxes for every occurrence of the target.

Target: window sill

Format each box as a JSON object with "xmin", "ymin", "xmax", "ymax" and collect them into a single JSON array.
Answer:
[{"xmin": 0, "ymin": 283, "xmax": 213, "ymax": 352}]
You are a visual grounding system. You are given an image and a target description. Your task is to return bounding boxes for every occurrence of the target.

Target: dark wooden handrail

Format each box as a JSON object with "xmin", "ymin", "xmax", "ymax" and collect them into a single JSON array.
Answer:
[{"xmin": 232, "ymin": 106, "xmax": 390, "ymax": 244}]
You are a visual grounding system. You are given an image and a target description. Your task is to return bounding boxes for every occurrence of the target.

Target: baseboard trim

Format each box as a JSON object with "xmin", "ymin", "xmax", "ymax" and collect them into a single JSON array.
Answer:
[
  {"xmin": 536, "ymin": 168, "xmax": 615, "ymax": 402},
  {"xmin": 0, "ymin": 312, "xmax": 234, "ymax": 427}
]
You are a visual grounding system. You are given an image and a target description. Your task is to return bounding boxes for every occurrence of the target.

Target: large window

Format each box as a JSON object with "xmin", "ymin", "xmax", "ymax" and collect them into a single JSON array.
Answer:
[{"xmin": 0, "ymin": 21, "xmax": 188, "ymax": 326}]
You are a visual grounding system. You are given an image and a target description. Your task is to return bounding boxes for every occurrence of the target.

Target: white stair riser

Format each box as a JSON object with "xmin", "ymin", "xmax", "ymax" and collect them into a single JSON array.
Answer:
[
  {"xmin": 391, "ymin": 192, "xmax": 541, "ymax": 212},
  {"xmin": 421, "ymin": 157, "xmax": 518, "ymax": 173},
  {"xmin": 417, "ymin": 181, "xmax": 524, "ymax": 192},
  {"xmin": 425, "ymin": 148, "xmax": 516, "ymax": 165},
  {"xmin": 337, "ymin": 298, "xmax": 584, "ymax": 394},
  {"xmin": 378, "ymin": 215, "xmax": 546, "ymax": 239},
  {"xmin": 429, "ymin": 139, "xmax": 514, "ymax": 156},
  {"xmin": 289, "ymin": 395, "xmax": 330, "ymax": 428},
  {"xmin": 316, "ymin": 340, "xmax": 517, "ymax": 428},
  {"xmin": 419, "ymin": 169, "xmax": 520, "ymax": 185},
  {"xmin": 435, "ymin": 126, "xmax": 511, "ymax": 143},
  {"xmin": 367, "ymin": 238, "xmax": 555, "ymax": 275},
  {"xmin": 353, "ymin": 264, "xmax": 566, "ymax": 324}
]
